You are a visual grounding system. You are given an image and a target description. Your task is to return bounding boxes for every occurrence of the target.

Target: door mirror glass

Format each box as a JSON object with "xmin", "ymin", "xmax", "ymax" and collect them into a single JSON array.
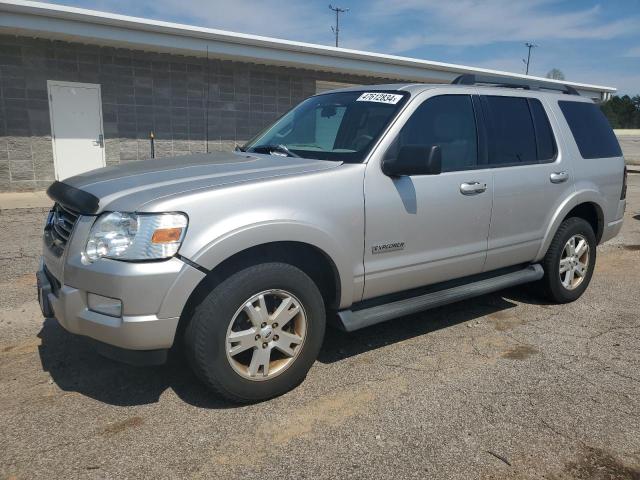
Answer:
[{"xmin": 383, "ymin": 145, "xmax": 442, "ymax": 176}]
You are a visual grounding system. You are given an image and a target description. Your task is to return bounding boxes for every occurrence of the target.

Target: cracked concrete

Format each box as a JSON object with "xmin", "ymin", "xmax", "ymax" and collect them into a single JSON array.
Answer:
[{"xmin": 1, "ymin": 175, "xmax": 640, "ymax": 479}]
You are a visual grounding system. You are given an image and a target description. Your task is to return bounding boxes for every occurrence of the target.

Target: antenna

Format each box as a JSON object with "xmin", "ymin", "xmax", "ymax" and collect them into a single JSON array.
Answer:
[
  {"xmin": 329, "ymin": 4, "xmax": 349, "ymax": 47},
  {"xmin": 523, "ymin": 42, "xmax": 538, "ymax": 75}
]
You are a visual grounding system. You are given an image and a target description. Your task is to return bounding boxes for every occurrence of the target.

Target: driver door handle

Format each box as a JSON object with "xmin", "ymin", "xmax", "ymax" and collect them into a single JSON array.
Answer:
[
  {"xmin": 550, "ymin": 171, "xmax": 568, "ymax": 183},
  {"xmin": 460, "ymin": 181, "xmax": 487, "ymax": 195}
]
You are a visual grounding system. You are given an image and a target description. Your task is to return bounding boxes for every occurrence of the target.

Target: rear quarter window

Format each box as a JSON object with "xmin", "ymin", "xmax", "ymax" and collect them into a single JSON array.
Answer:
[
  {"xmin": 529, "ymin": 99, "xmax": 556, "ymax": 161},
  {"xmin": 558, "ymin": 101, "xmax": 622, "ymax": 159}
]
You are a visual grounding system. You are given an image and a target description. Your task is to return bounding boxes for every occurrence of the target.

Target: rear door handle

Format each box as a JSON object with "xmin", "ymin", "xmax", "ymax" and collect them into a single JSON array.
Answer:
[
  {"xmin": 550, "ymin": 171, "xmax": 568, "ymax": 183},
  {"xmin": 460, "ymin": 182, "xmax": 487, "ymax": 195}
]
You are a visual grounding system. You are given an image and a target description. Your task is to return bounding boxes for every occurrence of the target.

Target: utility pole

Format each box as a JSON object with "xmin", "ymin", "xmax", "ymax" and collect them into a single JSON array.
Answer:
[
  {"xmin": 523, "ymin": 42, "xmax": 538, "ymax": 75},
  {"xmin": 329, "ymin": 4, "xmax": 349, "ymax": 47}
]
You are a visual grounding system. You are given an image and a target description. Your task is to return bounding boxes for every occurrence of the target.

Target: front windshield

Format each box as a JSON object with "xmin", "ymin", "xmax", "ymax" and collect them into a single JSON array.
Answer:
[{"xmin": 243, "ymin": 91, "xmax": 409, "ymax": 163}]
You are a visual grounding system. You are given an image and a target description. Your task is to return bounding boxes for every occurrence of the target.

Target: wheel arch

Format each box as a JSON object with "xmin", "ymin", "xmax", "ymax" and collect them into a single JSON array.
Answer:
[
  {"xmin": 564, "ymin": 202, "xmax": 604, "ymax": 243},
  {"xmin": 536, "ymin": 190, "xmax": 605, "ymax": 261},
  {"xmin": 176, "ymin": 240, "xmax": 344, "ymax": 345}
]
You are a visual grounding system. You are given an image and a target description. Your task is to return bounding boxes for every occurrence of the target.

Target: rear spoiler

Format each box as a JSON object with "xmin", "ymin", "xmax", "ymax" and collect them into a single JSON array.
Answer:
[{"xmin": 46, "ymin": 181, "xmax": 100, "ymax": 214}]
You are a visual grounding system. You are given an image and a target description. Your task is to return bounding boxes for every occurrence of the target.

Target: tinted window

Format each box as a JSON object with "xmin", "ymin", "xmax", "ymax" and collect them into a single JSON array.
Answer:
[
  {"xmin": 559, "ymin": 101, "xmax": 622, "ymax": 159},
  {"xmin": 392, "ymin": 95, "xmax": 478, "ymax": 172},
  {"xmin": 484, "ymin": 96, "xmax": 537, "ymax": 165},
  {"xmin": 529, "ymin": 98, "xmax": 556, "ymax": 161},
  {"xmin": 244, "ymin": 91, "xmax": 408, "ymax": 163}
]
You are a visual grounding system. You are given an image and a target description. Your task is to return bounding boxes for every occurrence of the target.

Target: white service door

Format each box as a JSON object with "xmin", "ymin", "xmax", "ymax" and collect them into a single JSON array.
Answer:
[{"xmin": 48, "ymin": 81, "xmax": 105, "ymax": 180}]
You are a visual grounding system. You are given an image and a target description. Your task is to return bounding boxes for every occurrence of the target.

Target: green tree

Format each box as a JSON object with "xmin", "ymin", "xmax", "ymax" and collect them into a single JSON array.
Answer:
[{"xmin": 601, "ymin": 95, "xmax": 640, "ymax": 129}]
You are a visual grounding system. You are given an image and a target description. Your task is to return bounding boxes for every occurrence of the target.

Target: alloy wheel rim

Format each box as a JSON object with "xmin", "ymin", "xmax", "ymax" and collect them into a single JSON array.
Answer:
[
  {"xmin": 559, "ymin": 234, "xmax": 590, "ymax": 291},
  {"xmin": 225, "ymin": 289, "xmax": 307, "ymax": 381}
]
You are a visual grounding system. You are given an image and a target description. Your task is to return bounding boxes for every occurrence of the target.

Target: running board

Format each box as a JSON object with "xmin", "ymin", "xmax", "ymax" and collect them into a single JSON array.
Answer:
[{"xmin": 337, "ymin": 264, "xmax": 544, "ymax": 332}]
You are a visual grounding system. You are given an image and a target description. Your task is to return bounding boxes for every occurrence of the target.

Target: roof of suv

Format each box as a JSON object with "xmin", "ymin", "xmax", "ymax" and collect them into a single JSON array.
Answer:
[
  {"xmin": 318, "ymin": 83, "xmax": 441, "ymax": 95},
  {"xmin": 319, "ymin": 82, "xmax": 592, "ymax": 100}
]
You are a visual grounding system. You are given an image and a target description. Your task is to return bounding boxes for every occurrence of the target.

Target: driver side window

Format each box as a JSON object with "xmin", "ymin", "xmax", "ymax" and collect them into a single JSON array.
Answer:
[{"xmin": 389, "ymin": 95, "xmax": 478, "ymax": 172}]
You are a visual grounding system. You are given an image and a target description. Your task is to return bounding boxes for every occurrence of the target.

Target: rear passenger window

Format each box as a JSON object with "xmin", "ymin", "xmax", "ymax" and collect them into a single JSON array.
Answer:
[
  {"xmin": 484, "ymin": 96, "xmax": 537, "ymax": 166},
  {"xmin": 392, "ymin": 95, "xmax": 478, "ymax": 172},
  {"xmin": 558, "ymin": 101, "xmax": 622, "ymax": 159},
  {"xmin": 529, "ymin": 99, "xmax": 556, "ymax": 161}
]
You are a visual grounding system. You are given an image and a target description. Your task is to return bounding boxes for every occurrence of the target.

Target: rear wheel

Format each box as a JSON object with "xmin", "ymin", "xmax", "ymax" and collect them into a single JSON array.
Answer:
[
  {"xmin": 539, "ymin": 217, "xmax": 596, "ymax": 303},
  {"xmin": 184, "ymin": 262, "xmax": 326, "ymax": 403}
]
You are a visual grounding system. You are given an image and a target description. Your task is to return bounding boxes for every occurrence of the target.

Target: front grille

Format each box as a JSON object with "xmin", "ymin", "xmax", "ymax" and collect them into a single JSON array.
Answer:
[{"xmin": 44, "ymin": 203, "xmax": 80, "ymax": 256}]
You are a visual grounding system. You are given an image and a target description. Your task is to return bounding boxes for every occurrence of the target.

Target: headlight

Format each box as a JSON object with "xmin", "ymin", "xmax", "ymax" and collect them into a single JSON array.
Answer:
[{"xmin": 85, "ymin": 212, "xmax": 188, "ymax": 262}]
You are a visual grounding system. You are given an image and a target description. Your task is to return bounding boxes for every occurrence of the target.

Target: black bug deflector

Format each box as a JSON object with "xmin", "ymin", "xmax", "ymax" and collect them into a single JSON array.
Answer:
[{"xmin": 46, "ymin": 181, "xmax": 100, "ymax": 214}]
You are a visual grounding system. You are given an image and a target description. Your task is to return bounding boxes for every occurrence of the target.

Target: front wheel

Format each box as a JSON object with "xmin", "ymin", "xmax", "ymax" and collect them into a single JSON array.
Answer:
[
  {"xmin": 184, "ymin": 262, "xmax": 326, "ymax": 403},
  {"xmin": 539, "ymin": 217, "xmax": 597, "ymax": 303}
]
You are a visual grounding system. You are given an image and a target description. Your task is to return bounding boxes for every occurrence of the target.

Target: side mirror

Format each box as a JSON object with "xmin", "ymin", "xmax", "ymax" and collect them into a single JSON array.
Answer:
[{"xmin": 382, "ymin": 145, "xmax": 442, "ymax": 176}]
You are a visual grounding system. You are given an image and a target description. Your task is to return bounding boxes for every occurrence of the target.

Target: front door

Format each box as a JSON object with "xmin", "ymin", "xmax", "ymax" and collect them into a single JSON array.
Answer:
[
  {"xmin": 363, "ymin": 93, "xmax": 493, "ymax": 300},
  {"xmin": 48, "ymin": 81, "xmax": 105, "ymax": 180}
]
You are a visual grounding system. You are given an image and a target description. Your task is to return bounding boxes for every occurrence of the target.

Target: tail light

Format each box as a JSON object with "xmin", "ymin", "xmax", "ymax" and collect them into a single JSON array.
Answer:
[{"xmin": 621, "ymin": 166, "xmax": 627, "ymax": 200}]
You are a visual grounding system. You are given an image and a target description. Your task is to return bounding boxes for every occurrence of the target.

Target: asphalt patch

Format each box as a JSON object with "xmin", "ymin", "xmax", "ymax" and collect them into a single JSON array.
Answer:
[
  {"xmin": 101, "ymin": 416, "xmax": 144, "ymax": 435},
  {"xmin": 501, "ymin": 344, "xmax": 538, "ymax": 360}
]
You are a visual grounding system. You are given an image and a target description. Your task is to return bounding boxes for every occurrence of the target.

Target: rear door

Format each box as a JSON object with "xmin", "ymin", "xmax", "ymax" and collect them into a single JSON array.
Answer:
[{"xmin": 481, "ymin": 93, "xmax": 575, "ymax": 271}]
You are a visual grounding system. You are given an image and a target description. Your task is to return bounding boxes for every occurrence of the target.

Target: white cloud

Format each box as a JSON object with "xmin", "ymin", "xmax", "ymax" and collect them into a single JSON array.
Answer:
[
  {"xmin": 363, "ymin": 0, "xmax": 640, "ymax": 52},
  {"xmin": 624, "ymin": 46, "xmax": 640, "ymax": 57}
]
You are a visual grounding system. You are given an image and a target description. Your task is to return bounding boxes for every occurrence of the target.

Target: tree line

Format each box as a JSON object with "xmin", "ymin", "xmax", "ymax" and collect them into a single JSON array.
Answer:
[
  {"xmin": 601, "ymin": 95, "xmax": 640, "ymax": 129},
  {"xmin": 545, "ymin": 69, "xmax": 639, "ymax": 129}
]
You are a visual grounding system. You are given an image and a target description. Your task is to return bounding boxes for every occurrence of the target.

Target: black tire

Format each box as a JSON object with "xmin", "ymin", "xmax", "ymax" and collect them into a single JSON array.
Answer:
[
  {"xmin": 539, "ymin": 217, "xmax": 597, "ymax": 303},
  {"xmin": 184, "ymin": 262, "xmax": 326, "ymax": 403}
]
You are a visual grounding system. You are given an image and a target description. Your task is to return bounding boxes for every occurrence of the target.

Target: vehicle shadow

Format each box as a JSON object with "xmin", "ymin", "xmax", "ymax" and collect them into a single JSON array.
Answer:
[
  {"xmin": 37, "ymin": 318, "xmax": 235, "ymax": 410},
  {"xmin": 38, "ymin": 288, "xmax": 529, "ymax": 408},
  {"xmin": 317, "ymin": 290, "xmax": 523, "ymax": 364}
]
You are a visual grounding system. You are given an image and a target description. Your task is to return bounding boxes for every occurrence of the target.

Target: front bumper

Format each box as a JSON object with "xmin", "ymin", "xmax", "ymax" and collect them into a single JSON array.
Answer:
[{"xmin": 38, "ymin": 253, "xmax": 205, "ymax": 355}]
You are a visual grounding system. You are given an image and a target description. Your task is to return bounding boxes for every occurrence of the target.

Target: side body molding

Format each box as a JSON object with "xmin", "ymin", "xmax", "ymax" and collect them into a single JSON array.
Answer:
[{"xmin": 534, "ymin": 188, "xmax": 605, "ymax": 261}]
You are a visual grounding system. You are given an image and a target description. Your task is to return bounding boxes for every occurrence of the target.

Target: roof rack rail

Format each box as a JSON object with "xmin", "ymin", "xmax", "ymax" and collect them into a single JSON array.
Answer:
[{"xmin": 451, "ymin": 74, "xmax": 580, "ymax": 96}]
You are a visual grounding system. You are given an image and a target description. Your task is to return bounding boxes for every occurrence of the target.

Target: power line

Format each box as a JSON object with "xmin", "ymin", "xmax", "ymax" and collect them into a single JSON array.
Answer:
[
  {"xmin": 523, "ymin": 42, "xmax": 538, "ymax": 75},
  {"xmin": 329, "ymin": 4, "xmax": 349, "ymax": 47}
]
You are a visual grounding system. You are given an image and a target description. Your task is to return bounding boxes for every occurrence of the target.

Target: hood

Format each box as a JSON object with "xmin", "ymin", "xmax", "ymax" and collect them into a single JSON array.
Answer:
[{"xmin": 48, "ymin": 151, "xmax": 342, "ymax": 213}]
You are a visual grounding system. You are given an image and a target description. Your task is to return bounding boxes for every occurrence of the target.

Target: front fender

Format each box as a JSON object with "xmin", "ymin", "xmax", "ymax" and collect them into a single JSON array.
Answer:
[
  {"xmin": 184, "ymin": 220, "xmax": 358, "ymax": 309},
  {"xmin": 534, "ymin": 188, "xmax": 605, "ymax": 261}
]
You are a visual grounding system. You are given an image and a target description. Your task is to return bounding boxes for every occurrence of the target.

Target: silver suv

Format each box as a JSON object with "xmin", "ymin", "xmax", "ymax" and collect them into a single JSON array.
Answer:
[{"xmin": 37, "ymin": 75, "xmax": 627, "ymax": 402}]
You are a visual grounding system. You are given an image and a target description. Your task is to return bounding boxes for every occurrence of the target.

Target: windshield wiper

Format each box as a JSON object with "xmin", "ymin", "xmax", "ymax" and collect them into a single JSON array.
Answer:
[
  {"xmin": 234, "ymin": 144, "xmax": 246, "ymax": 152},
  {"xmin": 248, "ymin": 144, "xmax": 300, "ymax": 158}
]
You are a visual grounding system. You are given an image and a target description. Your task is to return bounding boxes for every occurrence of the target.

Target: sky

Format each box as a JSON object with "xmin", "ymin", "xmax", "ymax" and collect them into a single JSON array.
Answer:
[{"xmin": 44, "ymin": 0, "xmax": 640, "ymax": 95}]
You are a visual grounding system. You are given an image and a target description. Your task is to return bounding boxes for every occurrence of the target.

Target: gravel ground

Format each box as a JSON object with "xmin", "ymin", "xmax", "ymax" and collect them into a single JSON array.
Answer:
[{"xmin": 1, "ymin": 176, "xmax": 639, "ymax": 480}]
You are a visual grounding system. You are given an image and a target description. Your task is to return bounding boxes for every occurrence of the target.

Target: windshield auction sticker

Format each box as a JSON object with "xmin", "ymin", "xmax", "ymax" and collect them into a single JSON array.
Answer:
[{"xmin": 356, "ymin": 92, "xmax": 404, "ymax": 104}]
